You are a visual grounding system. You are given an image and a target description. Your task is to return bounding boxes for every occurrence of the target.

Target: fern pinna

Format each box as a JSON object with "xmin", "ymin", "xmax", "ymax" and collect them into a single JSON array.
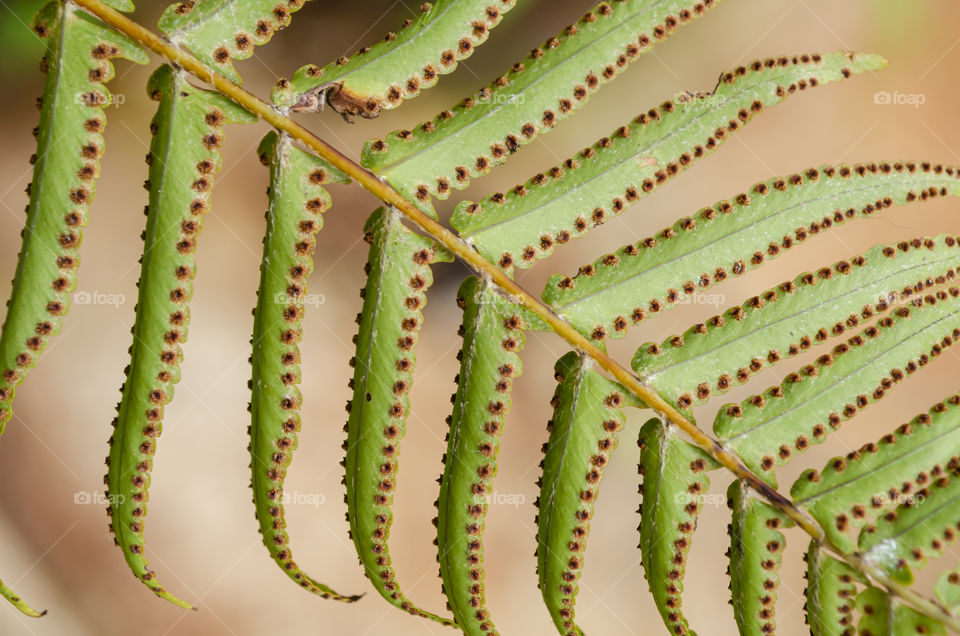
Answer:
[{"xmin": 1, "ymin": 0, "xmax": 959, "ymax": 633}]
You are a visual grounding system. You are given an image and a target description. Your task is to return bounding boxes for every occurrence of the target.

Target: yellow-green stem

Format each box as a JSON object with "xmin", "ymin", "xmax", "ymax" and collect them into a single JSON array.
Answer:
[{"xmin": 67, "ymin": 0, "xmax": 960, "ymax": 629}]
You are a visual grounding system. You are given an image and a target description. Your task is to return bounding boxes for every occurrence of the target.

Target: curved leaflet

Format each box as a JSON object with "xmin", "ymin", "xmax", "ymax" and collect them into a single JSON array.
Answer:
[
  {"xmin": 0, "ymin": 3, "xmax": 147, "ymax": 435},
  {"xmin": 536, "ymin": 352, "xmax": 638, "ymax": 635},
  {"xmin": 856, "ymin": 587, "xmax": 946, "ymax": 635},
  {"xmin": 280, "ymin": 0, "xmax": 515, "ymax": 118},
  {"xmin": 804, "ymin": 542, "xmax": 860, "ymax": 636},
  {"xmin": 631, "ymin": 236, "xmax": 960, "ymax": 408},
  {"xmin": 859, "ymin": 469, "xmax": 960, "ymax": 584},
  {"xmin": 0, "ymin": 577, "xmax": 44, "ymax": 618},
  {"xmin": 454, "ymin": 52, "xmax": 886, "ymax": 274},
  {"xmin": 344, "ymin": 207, "xmax": 452, "ymax": 623},
  {"xmin": 791, "ymin": 392, "xmax": 960, "ymax": 552},
  {"xmin": 105, "ymin": 64, "xmax": 255, "ymax": 608},
  {"xmin": 249, "ymin": 131, "xmax": 358, "ymax": 600},
  {"xmin": 936, "ymin": 567, "xmax": 960, "ymax": 614},
  {"xmin": 545, "ymin": 160, "xmax": 957, "ymax": 343},
  {"xmin": 436, "ymin": 276, "xmax": 526, "ymax": 635},
  {"xmin": 715, "ymin": 283, "xmax": 960, "ymax": 486},
  {"xmin": 160, "ymin": 0, "xmax": 310, "ymax": 84},
  {"xmin": 0, "ymin": 0, "xmax": 146, "ymax": 616},
  {"xmin": 361, "ymin": 0, "xmax": 722, "ymax": 207},
  {"xmin": 727, "ymin": 480, "xmax": 789, "ymax": 636},
  {"xmin": 638, "ymin": 418, "xmax": 715, "ymax": 635}
]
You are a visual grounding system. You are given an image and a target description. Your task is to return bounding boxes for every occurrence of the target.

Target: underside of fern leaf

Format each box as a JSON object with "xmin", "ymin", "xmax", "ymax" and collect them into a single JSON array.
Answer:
[
  {"xmin": 0, "ymin": 0, "xmax": 146, "ymax": 616},
  {"xmin": 159, "ymin": 0, "xmax": 310, "ymax": 83},
  {"xmin": 805, "ymin": 542, "xmax": 861, "ymax": 636},
  {"xmin": 454, "ymin": 51, "xmax": 885, "ymax": 275},
  {"xmin": 436, "ymin": 275, "xmax": 527, "ymax": 635},
  {"xmin": 537, "ymin": 352, "xmax": 639, "ymax": 635},
  {"xmin": 632, "ymin": 236, "xmax": 960, "ymax": 409},
  {"xmin": 546, "ymin": 161, "xmax": 957, "ymax": 344},
  {"xmin": 248, "ymin": 131, "xmax": 360, "ymax": 601},
  {"xmin": 2, "ymin": 0, "xmax": 960, "ymax": 631},
  {"xmin": 728, "ymin": 480, "xmax": 790, "ymax": 636},
  {"xmin": 792, "ymin": 390, "xmax": 960, "ymax": 553},
  {"xmin": 279, "ymin": 0, "xmax": 516, "ymax": 118},
  {"xmin": 344, "ymin": 207, "xmax": 453, "ymax": 624},
  {"xmin": 716, "ymin": 282, "xmax": 960, "ymax": 486},
  {"xmin": 361, "ymin": 0, "xmax": 722, "ymax": 208},
  {"xmin": 638, "ymin": 418, "xmax": 716, "ymax": 635},
  {"xmin": 106, "ymin": 64, "xmax": 255, "ymax": 608}
]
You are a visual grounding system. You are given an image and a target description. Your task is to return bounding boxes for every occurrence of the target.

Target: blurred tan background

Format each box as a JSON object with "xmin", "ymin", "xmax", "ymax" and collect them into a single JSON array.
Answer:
[{"xmin": 0, "ymin": 0, "xmax": 959, "ymax": 634}]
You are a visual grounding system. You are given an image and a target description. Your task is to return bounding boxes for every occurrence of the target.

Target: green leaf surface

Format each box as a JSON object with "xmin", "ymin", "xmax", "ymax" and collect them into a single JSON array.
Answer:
[
  {"xmin": 632, "ymin": 236, "xmax": 960, "ymax": 408},
  {"xmin": 454, "ymin": 52, "xmax": 886, "ymax": 274},
  {"xmin": 728, "ymin": 480, "xmax": 790, "ymax": 636},
  {"xmin": 805, "ymin": 542, "xmax": 860, "ymax": 636},
  {"xmin": 638, "ymin": 419, "xmax": 716, "ymax": 636},
  {"xmin": 935, "ymin": 567, "xmax": 960, "ymax": 614},
  {"xmin": 856, "ymin": 587, "xmax": 946, "ymax": 635},
  {"xmin": 0, "ymin": 577, "xmax": 44, "ymax": 618},
  {"xmin": 0, "ymin": 2, "xmax": 146, "ymax": 436},
  {"xmin": 344, "ymin": 207, "xmax": 453, "ymax": 624},
  {"xmin": 277, "ymin": 0, "xmax": 516, "ymax": 117},
  {"xmin": 249, "ymin": 131, "xmax": 357, "ymax": 601},
  {"xmin": 160, "ymin": 0, "xmax": 310, "ymax": 84},
  {"xmin": 436, "ymin": 276, "xmax": 529, "ymax": 635},
  {"xmin": 545, "ymin": 160, "xmax": 956, "ymax": 343},
  {"xmin": 361, "ymin": 0, "xmax": 723, "ymax": 208},
  {"xmin": 106, "ymin": 64, "xmax": 255, "ymax": 609},
  {"xmin": 715, "ymin": 284, "xmax": 960, "ymax": 487},
  {"xmin": 791, "ymin": 391, "xmax": 960, "ymax": 553},
  {"xmin": 536, "ymin": 351, "xmax": 639, "ymax": 635},
  {"xmin": 0, "ymin": 2, "xmax": 145, "ymax": 616},
  {"xmin": 859, "ymin": 469, "xmax": 960, "ymax": 585}
]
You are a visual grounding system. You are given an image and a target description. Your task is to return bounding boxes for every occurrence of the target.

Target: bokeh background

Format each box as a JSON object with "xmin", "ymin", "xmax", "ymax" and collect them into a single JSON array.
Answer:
[{"xmin": 0, "ymin": 0, "xmax": 959, "ymax": 634}]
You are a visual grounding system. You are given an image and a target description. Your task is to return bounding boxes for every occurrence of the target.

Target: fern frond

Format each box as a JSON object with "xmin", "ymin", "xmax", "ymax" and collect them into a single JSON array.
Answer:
[
  {"xmin": 0, "ymin": 1, "xmax": 146, "ymax": 616},
  {"xmin": 631, "ymin": 237, "xmax": 960, "ymax": 409},
  {"xmin": 436, "ymin": 276, "xmax": 528, "ymax": 635},
  {"xmin": 106, "ymin": 64, "xmax": 255, "ymax": 608},
  {"xmin": 791, "ymin": 392, "xmax": 960, "ymax": 553},
  {"xmin": 279, "ymin": 0, "xmax": 516, "ymax": 119},
  {"xmin": 804, "ymin": 542, "xmax": 861, "ymax": 636},
  {"xmin": 0, "ymin": 1, "xmax": 146, "ymax": 436},
  {"xmin": 344, "ymin": 207, "xmax": 453, "ymax": 624},
  {"xmin": 361, "ymin": 0, "xmax": 722, "ymax": 208},
  {"xmin": 856, "ymin": 587, "xmax": 947, "ymax": 635},
  {"xmin": 936, "ymin": 568, "xmax": 960, "ymax": 614},
  {"xmin": 159, "ymin": 0, "xmax": 310, "ymax": 84},
  {"xmin": 638, "ymin": 419, "xmax": 716, "ymax": 635},
  {"xmin": 728, "ymin": 480, "xmax": 789, "ymax": 636},
  {"xmin": 715, "ymin": 284, "xmax": 960, "ymax": 486},
  {"xmin": 545, "ymin": 160, "xmax": 956, "ymax": 343},
  {"xmin": 536, "ymin": 352, "xmax": 639, "ymax": 635},
  {"xmin": 0, "ymin": 577, "xmax": 45, "ymax": 618},
  {"xmin": 859, "ymin": 468, "xmax": 960, "ymax": 584},
  {"xmin": 454, "ymin": 52, "xmax": 886, "ymax": 274},
  {"xmin": 249, "ymin": 131, "xmax": 359, "ymax": 601}
]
